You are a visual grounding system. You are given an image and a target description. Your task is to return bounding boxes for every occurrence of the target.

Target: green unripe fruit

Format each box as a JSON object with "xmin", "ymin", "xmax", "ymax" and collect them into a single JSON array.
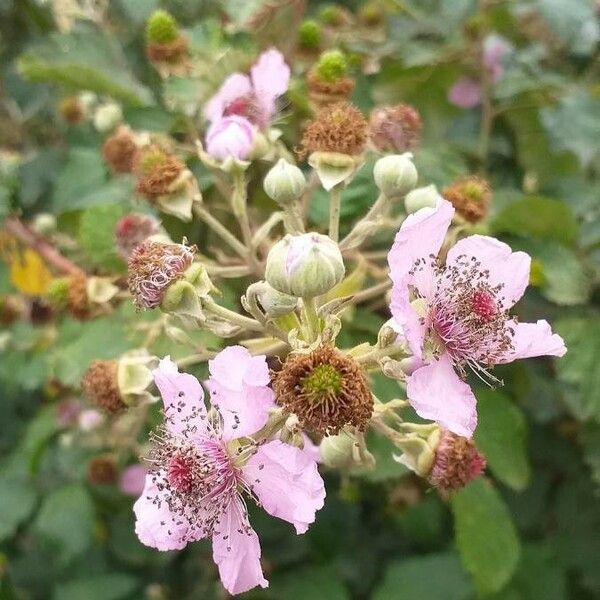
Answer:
[
  {"xmin": 146, "ymin": 10, "xmax": 179, "ymax": 45},
  {"xmin": 298, "ymin": 20, "xmax": 322, "ymax": 49},
  {"xmin": 47, "ymin": 278, "xmax": 69, "ymax": 306},
  {"xmin": 316, "ymin": 50, "xmax": 348, "ymax": 82}
]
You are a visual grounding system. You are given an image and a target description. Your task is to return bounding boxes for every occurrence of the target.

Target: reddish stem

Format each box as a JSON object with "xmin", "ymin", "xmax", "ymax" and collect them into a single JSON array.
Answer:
[{"xmin": 3, "ymin": 216, "xmax": 85, "ymax": 277}]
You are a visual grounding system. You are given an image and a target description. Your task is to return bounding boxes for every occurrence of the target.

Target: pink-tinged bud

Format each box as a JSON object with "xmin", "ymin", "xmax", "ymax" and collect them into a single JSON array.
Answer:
[
  {"xmin": 115, "ymin": 213, "xmax": 161, "ymax": 260},
  {"xmin": 448, "ymin": 77, "xmax": 482, "ymax": 109},
  {"xmin": 119, "ymin": 464, "xmax": 147, "ymax": 496},
  {"xmin": 127, "ymin": 241, "xmax": 195, "ymax": 309},
  {"xmin": 428, "ymin": 430, "xmax": 486, "ymax": 497},
  {"xmin": 205, "ymin": 116, "xmax": 255, "ymax": 162}
]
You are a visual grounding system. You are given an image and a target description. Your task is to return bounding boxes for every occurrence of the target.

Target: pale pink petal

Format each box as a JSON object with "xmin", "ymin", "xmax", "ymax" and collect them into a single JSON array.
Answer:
[
  {"xmin": 497, "ymin": 319, "xmax": 567, "ymax": 364},
  {"xmin": 448, "ymin": 77, "xmax": 482, "ymax": 109},
  {"xmin": 388, "ymin": 197, "xmax": 454, "ymax": 293},
  {"xmin": 205, "ymin": 116, "xmax": 255, "ymax": 161},
  {"xmin": 406, "ymin": 354, "xmax": 478, "ymax": 438},
  {"xmin": 301, "ymin": 434, "xmax": 322, "ymax": 463},
  {"xmin": 152, "ymin": 357, "xmax": 209, "ymax": 437},
  {"xmin": 445, "ymin": 235, "xmax": 531, "ymax": 309},
  {"xmin": 134, "ymin": 473, "xmax": 199, "ymax": 551},
  {"xmin": 212, "ymin": 497, "xmax": 268, "ymax": 595},
  {"xmin": 208, "ymin": 346, "xmax": 275, "ymax": 440},
  {"xmin": 242, "ymin": 440, "xmax": 325, "ymax": 534},
  {"xmin": 204, "ymin": 73, "xmax": 252, "ymax": 123},
  {"xmin": 390, "ymin": 285, "xmax": 427, "ymax": 359},
  {"xmin": 250, "ymin": 48, "xmax": 290, "ymax": 121}
]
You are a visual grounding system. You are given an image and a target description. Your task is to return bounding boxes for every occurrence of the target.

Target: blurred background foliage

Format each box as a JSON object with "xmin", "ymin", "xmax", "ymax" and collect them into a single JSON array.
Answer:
[{"xmin": 0, "ymin": 0, "xmax": 599, "ymax": 598}]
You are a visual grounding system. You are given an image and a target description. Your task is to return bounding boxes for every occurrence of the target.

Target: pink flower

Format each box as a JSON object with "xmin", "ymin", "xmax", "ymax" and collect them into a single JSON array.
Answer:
[
  {"xmin": 120, "ymin": 464, "xmax": 147, "ymax": 497},
  {"xmin": 204, "ymin": 48, "xmax": 290, "ymax": 128},
  {"xmin": 205, "ymin": 116, "xmax": 255, "ymax": 162},
  {"xmin": 448, "ymin": 34, "xmax": 510, "ymax": 109},
  {"xmin": 387, "ymin": 198, "xmax": 566, "ymax": 438},
  {"xmin": 133, "ymin": 348, "xmax": 325, "ymax": 595},
  {"xmin": 448, "ymin": 77, "xmax": 482, "ymax": 109}
]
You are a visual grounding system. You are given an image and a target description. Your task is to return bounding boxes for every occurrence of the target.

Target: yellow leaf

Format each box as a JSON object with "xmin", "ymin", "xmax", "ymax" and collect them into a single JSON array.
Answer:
[{"xmin": 10, "ymin": 248, "xmax": 52, "ymax": 296}]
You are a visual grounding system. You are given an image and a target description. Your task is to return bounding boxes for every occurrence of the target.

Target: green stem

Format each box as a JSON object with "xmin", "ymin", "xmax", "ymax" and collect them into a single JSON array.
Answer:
[
  {"xmin": 328, "ymin": 184, "xmax": 342, "ymax": 242},
  {"xmin": 193, "ymin": 205, "xmax": 247, "ymax": 258},
  {"xmin": 283, "ymin": 202, "xmax": 305, "ymax": 234},
  {"xmin": 204, "ymin": 300, "xmax": 264, "ymax": 332},
  {"xmin": 302, "ymin": 297, "xmax": 320, "ymax": 342},
  {"xmin": 231, "ymin": 170, "xmax": 262, "ymax": 273}
]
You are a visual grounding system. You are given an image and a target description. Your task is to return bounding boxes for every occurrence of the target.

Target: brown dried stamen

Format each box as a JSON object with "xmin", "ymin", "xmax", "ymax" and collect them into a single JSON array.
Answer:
[
  {"xmin": 443, "ymin": 176, "xmax": 492, "ymax": 223},
  {"xmin": 81, "ymin": 359, "xmax": 125, "ymax": 414}
]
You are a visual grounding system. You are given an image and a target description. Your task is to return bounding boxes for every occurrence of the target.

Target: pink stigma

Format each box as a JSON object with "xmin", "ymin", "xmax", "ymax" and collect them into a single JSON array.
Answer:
[
  {"xmin": 167, "ymin": 455, "xmax": 194, "ymax": 494},
  {"xmin": 471, "ymin": 290, "xmax": 497, "ymax": 321},
  {"xmin": 223, "ymin": 97, "xmax": 251, "ymax": 118}
]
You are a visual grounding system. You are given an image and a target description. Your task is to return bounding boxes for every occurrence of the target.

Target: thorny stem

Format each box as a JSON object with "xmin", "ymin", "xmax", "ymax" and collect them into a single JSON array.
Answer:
[
  {"xmin": 328, "ymin": 184, "xmax": 342, "ymax": 242},
  {"xmin": 3, "ymin": 216, "xmax": 85, "ymax": 277}
]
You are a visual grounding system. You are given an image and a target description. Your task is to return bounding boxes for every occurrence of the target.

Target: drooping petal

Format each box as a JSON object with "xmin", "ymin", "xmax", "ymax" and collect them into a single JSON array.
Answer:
[
  {"xmin": 134, "ymin": 473, "xmax": 200, "ymax": 551},
  {"xmin": 406, "ymin": 354, "xmax": 478, "ymax": 438},
  {"xmin": 250, "ymin": 48, "xmax": 290, "ymax": 121},
  {"xmin": 153, "ymin": 357, "xmax": 209, "ymax": 436},
  {"xmin": 388, "ymin": 197, "xmax": 454, "ymax": 293},
  {"xmin": 212, "ymin": 497, "xmax": 268, "ymax": 595},
  {"xmin": 445, "ymin": 235, "xmax": 531, "ymax": 309},
  {"xmin": 242, "ymin": 440, "xmax": 325, "ymax": 534},
  {"xmin": 208, "ymin": 346, "xmax": 275, "ymax": 440},
  {"xmin": 204, "ymin": 73, "xmax": 252, "ymax": 123},
  {"xmin": 497, "ymin": 319, "xmax": 566, "ymax": 364}
]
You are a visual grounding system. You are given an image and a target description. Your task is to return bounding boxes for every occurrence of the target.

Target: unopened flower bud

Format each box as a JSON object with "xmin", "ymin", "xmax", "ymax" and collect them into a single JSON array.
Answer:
[
  {"xmin": 320, "ymin": 430, "xmax": 375, "ymax": 470},
  {"xmin": 404, "ymin": 184, "xmax": 439, "ymax": 214},
  {"xmin": 373, "ymin": 152, "xmax": 418, "ymax": 199},
  {"xmin": 247, "ymin": 281, "xmax": 298, "ymax": 318},
  {"xmin": 93, "ymin": 102, "xmax": 123, "ymax": 133},
  {"xmin": 205, "ymin": 116, "xmax": 255, "ymax": 162},
  {"xmin": 266, "ymin": 232, "xmax": 345, "ymax": 298},
  {"xmin": 127, "ymin": 241, "xmax": 195, "ymax": 309},
  {"xmin": 263, "ymin": 159, "xmax": 306, "ymax": 206}
]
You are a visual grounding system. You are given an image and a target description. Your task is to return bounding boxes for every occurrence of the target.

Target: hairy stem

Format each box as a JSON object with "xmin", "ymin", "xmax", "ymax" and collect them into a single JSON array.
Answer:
[{"xmin": 328, "ymin": 184, "xmax": 342, "ymax": 242}]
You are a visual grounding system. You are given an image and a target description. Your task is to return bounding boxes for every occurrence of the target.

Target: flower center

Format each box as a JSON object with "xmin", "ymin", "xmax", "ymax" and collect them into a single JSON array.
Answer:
[
  {"xmin": 470, "ymin": 290, "xmax": 497, "ymax": 321},
  {"xmin": 223, "ymin": 94, "xmax": 263, "ymax": 125},
  {"xmin": 301, "ymin": 363, "xmax": 343, "ymax": 398},
  {"xmin": 167, "ymin": 454, "xmax": 195, "ymax": 494}
]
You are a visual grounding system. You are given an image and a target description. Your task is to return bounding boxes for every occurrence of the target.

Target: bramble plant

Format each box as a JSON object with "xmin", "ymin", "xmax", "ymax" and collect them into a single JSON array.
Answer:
[{"xmin": 1, "ymin": 1, "xmax": 599, "ymax": 599}]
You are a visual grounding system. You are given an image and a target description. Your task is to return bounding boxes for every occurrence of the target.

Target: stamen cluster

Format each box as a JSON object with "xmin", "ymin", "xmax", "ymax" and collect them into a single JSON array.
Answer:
[
  {"xmin": 273, "ymin": 345, "xmax": 373, "ymax": 435},
  {"xmin": 127, "ymin": 241, "xmax": 195, "ymax": 309},
  {"xmin": 134, "ymin": 146, "xmax": 185, "ymax": 199},
  {"xmin": 81, "ymin": 359, "xmax": 125, "ymax": 414},
  {"xmin": 443, "ymin": 176, "xmax": 492, "ymax": 223}
]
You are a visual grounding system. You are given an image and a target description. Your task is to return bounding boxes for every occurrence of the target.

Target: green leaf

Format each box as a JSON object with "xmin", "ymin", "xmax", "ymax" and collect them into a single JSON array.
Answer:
[
  {"xmin": 475, "ymin": 391, "xmax": 530, "ymax": 491},
  {"xmin": 51, "ymin": 147, "xmax": 134, "ymax": 213},
  {"xmin": 491, "ymin": 196, "xmax": 578, "ymax": 245},
  {"xmin": 554, "ymin": 316, "xmax": 600, "ymax": 421},
  {"xmin": 268, "ymin": 564, "xmax": 349, "ymax": 600},
  {"xmin": 0, "ymin": 473, "xmax": 37, "ymax": 542},
  {"xmin": 540, "ymin": 91, "xmax": 600, "ymax": 168},
  {"xmin": 33, "ymin": 484, "xmax": 95, "ymax": 566},
  {"xmin": 78, "ymin": 203, "xmax": 128, "ymax": 271},
  {"xmin": 451, "ymin": 478, "xmax": 521, "ymax": 595},
  {"xmin": 373, "ymin": 551, "xmax": 472, "ymax": 600},
  {"xmin": 581, "ymin": 423, "xmax": 600, "ymax": 487},
  {"xmin": 55, "ymin": 574, "xmax": 139, "ymax": 600},
  {"xmin": 18, "ymin": 24, "xmax": 153, "ymax": 106}
]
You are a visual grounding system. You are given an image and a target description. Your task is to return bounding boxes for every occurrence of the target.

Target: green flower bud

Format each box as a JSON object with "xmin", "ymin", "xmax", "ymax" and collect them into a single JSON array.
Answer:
[
  {"xmin": 320, "ymin": 430, "xmax": 375, "ymax": 471},
  {"xmin": 316, "ymin": 49, "xmax": 348, "ymax": 82},
  {"xmin": 146, "ymin": 10, "xmax": 179, "ymax": 44},
  {"xmin": 373, "ymin": 152, "xmax": 418, "ymax": 199},
  {"xmin": 93, "ymin": 102, "xmax": 122, "ymax": 133},
  {"xmin": 263, "ymin": 158, "xmax": 307, "ymax": 206},
  {"xmin": 298, "ymin": 20, "xmax": 322, "ymax": 49},
  {"xmin": 265, "ymin": 232, "xmax": 345, "ymax": 298},
  {"xmin": 404, "ymin": 184, "xmax": 439, "ymax": 214}
]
